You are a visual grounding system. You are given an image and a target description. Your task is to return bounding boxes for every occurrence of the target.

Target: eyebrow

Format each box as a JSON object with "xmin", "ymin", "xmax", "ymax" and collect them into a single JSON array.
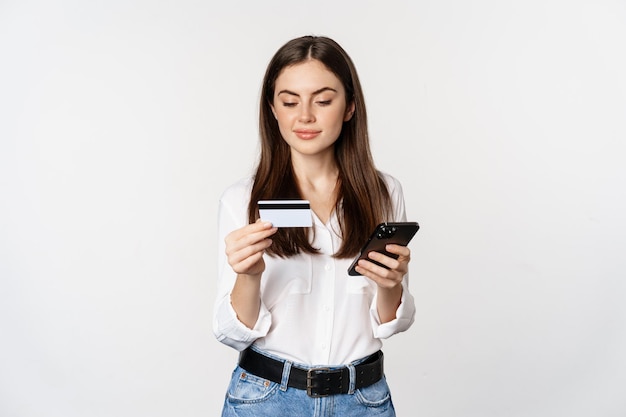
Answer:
[{"xmin": 277, "ymin": 87, "xmax": 338, "ymax": 97}]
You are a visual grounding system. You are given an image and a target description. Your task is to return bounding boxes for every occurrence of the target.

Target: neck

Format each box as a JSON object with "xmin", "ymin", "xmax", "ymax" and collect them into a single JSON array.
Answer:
[
  {"xmin": 290, "ymin": 152, "xmax": 339, "ymax": 190},
  {"xmin": 291, "ymin": 154, "xmax": 340, "ymax": 225}
]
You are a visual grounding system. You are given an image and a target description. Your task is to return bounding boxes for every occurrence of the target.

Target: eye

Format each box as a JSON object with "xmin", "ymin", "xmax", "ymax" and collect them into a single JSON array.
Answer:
[
  {"xmin": 282, "ymin": 102, "xmax": 298, "ymax": 108},
  {"xmin": 316, "ymin": 100, "xmax": 332, "ymax": 106}
]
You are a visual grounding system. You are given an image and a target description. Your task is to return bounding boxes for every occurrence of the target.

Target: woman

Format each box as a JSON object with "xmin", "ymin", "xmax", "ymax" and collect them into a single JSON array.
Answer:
[{"xmin": 214, "ymin": 35, "xmax": 416, "ymax": 416}]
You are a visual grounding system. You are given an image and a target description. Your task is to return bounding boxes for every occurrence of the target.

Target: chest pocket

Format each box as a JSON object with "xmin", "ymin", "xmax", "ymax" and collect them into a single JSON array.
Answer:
[
  {"xmin": 345, "ymin": 275, "xmax": 375, "ymax": 294},
  {"xmin": 261, "ymin": 254, "xmax": 312, "ymax": 310}
]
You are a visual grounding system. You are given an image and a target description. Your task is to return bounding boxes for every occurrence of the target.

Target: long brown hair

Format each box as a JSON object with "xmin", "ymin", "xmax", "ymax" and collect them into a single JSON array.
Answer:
[{"xmin": 249, "ymin": 35, "xmax": 392, "ymax": 258}]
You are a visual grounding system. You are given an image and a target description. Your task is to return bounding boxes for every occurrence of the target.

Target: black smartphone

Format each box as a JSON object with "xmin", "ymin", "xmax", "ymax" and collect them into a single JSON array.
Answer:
[{"xmin": 347, "ymin": 222, "xmax": 420, "ymax": 276}]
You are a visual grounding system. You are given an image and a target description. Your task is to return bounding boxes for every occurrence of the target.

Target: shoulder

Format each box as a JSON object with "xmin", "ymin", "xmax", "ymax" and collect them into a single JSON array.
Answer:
[
  {"xmin": 219, "ymin": 176, "xmax": 254, "ymax": 207},
  {"xmin": 378, "ymin": 171, "xmax": 404, "ymax": 198},
  {"xmin": 378, "ymin": 171, "xmax": 407, "ymax": 221}
]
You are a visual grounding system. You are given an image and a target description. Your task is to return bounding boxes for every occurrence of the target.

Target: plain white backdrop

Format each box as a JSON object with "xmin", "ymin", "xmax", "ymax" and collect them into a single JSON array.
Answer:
[{"xmin": 1, "ymin": 0, "xmax": 625, "ymax": 416}]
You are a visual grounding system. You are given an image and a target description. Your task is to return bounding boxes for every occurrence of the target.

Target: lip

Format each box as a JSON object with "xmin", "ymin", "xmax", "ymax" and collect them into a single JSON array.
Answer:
[{"xmin": 293, "ymin": 129, "xmax": 321, "ymax": 140}]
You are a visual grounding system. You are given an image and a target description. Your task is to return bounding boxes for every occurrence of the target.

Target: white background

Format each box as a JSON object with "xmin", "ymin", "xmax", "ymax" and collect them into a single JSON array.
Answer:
[{"xmin": 1, "ymin": 0, "xmax": 625, "ymax": 416}]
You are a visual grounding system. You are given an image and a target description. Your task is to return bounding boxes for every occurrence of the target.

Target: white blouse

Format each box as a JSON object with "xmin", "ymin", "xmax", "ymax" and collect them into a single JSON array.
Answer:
[{"xmin": 213, "ymin": 172, "xmax": 416, "ymax": 366}]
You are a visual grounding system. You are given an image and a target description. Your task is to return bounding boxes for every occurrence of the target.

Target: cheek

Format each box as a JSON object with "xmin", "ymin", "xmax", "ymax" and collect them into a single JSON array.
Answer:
[
  {"xmin": 274, "ymin": 108, "xmax": 293, "ymax": 126},
  {"xmin": 328, "ymin": 110, "xmax": 348, "ymax": 132},
  {"xmin": 275, "ymin": 113, "xmax": 291, "ymax": 129},
  {"xmin": 275, "ymin": 117, "xmax": 293, "ymax": 141},
  {"xmin": 331, "ymin": 104, "xmax": 348, "ymax": 122}
]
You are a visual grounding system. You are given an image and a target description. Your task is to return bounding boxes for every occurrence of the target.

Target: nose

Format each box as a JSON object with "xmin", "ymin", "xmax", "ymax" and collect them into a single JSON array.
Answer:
[{"xmin": 298, "ymin": 103, "xmax": 315, "ymax": 123}]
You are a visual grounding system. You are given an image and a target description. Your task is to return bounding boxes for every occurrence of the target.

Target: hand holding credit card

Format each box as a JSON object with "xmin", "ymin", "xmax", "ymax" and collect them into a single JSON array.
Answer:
[{"xmin": 258, "ymin": 200, "xmax": 313, "ymax": 227}]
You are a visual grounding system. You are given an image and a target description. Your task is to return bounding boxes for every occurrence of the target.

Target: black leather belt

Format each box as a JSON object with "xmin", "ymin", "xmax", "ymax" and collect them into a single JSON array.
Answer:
[{"xmin": 238, "ymin": 347, "xmax": 384, "ymax": 398}]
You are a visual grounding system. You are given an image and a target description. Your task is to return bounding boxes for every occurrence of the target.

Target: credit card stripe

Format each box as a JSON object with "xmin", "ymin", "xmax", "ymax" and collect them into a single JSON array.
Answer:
[{"xmin": 258, "ymin": 203, "xmax": 311, "ymax": 210}]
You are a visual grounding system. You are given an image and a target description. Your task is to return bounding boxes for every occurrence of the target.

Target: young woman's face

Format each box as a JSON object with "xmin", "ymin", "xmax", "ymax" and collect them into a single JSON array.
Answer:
[{"xmin": 271, "ymin": 59, "xmax": 354, "ymax": 161}]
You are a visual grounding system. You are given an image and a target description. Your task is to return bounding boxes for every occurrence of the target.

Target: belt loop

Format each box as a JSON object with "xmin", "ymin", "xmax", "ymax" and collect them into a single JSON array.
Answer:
[
  {"xmin": 347, "ymin": 363, "xmax": 356, "ymax": 395},
  {"xmin": 280, "ymin": 360, "xmax": 292, "ymax": 391}
]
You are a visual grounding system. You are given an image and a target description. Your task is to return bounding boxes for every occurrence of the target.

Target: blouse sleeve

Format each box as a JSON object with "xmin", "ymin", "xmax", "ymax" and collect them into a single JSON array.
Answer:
[
  {"xmin": 369, "ymin": 174, "xmax": 416, "ymax": 338},
  {"xmin": 212, "ymin": 181, "xmax": 272, "ymax": 351}
]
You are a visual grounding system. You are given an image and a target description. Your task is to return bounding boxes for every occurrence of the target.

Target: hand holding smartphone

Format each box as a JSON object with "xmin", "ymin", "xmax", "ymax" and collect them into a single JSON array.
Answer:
[{"xmin": 347, "ymin": 222, "xmax": 420, "ymax": 276}]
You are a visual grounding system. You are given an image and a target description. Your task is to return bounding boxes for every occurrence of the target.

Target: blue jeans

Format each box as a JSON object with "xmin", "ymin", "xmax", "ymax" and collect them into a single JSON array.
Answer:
[{"xmin": 220, "ymin": 349, "xmax": 396, "ymax": 417}]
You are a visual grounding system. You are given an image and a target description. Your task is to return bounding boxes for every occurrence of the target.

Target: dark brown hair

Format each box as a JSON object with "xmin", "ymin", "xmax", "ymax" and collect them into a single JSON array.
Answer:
[{"xmin": 249, "ymin": 35, "xmax": 392, "ymax": 258}]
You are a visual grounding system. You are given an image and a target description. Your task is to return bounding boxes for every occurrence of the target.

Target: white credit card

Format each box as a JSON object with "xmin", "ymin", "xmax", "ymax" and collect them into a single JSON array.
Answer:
[{"xmin": 258, "ymin": 200, "xmax": 312, "ymax": 227}]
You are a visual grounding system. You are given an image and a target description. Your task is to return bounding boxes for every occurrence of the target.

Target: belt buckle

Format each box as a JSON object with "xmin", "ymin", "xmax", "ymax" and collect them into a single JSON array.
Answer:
[{"xmin": 306, "ymin": 367, "xmax": 330, "ymax": 398}]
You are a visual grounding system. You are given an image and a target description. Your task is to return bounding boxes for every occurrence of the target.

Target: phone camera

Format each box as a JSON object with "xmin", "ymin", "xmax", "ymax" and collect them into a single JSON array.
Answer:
[{"xmin": 377, "ymin": 225, "xmax": 397, "ymax": 239}]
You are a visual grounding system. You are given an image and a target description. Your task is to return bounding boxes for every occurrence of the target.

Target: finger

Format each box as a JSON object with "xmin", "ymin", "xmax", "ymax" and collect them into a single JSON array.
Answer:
[
  {"xmin": 230, "ymin": 250, "xmax": 266, "ymax": 274},
  {"xmin": 232, "ymin": 228, "xmax": 277, "ymax": 250},
  {"xmin": 225, "ymin": 223, "xmax": 277, "ymax": 252},
  {"xmin": 366, "ymin": 251, "xmax": 402, "ymax": 271},
  {"xmin": 384, "ymin": 244, "xmax": 411, "ymax": 258},
  {"xmin": 227, "ymin": 237, "xmax": 273, "ymax": 265},
  {"xmin": 228, "ymin": 221, "xmax": 276, "ymax": 241},
  {"xmin": 357, "ymin": 258, "xmax": 402, "ymax": 280},
  {"xmin": 354, "ymin": 260, "xmax": 401, "ymax": 289}
]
